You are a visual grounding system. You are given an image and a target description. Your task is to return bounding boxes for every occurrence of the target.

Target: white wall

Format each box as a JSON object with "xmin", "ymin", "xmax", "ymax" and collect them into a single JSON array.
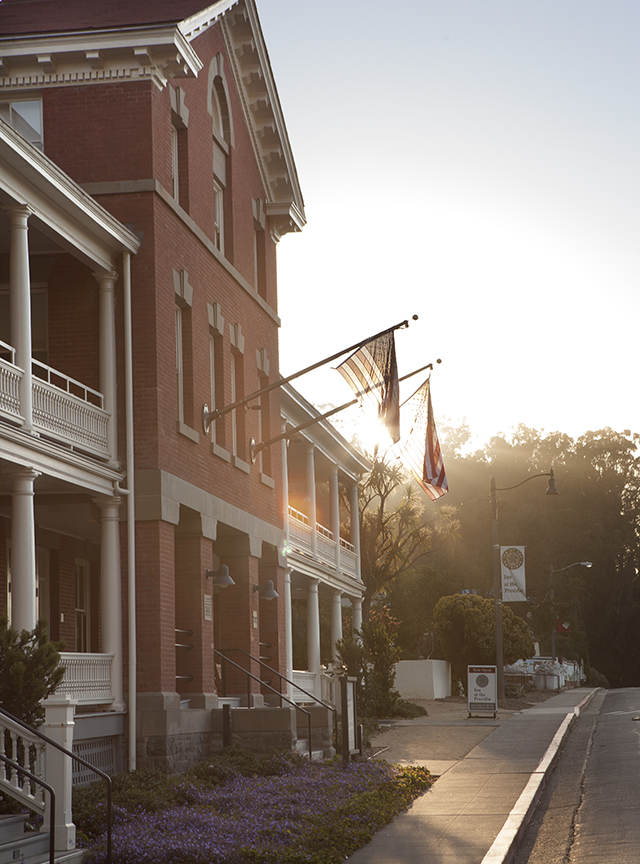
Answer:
[{"xmin": 395, "ymin": 659, "xmax": 451, "ymax": 701}]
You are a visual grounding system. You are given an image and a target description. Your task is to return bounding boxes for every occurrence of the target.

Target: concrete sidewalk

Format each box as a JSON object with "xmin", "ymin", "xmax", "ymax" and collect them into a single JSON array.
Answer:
[{"xmin": 346, "ymin": 688, "xmax": 596, "ymax": 864}]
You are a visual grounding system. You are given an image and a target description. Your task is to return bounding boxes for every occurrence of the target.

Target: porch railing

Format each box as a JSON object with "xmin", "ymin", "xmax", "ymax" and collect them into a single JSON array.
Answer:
[
  {"xmin": 57, "ymin": 653, "xmax": 114, "ymax": 704},
  {"xmin": 0, "ymin": 340, "xmax": 21, "ymax": 421},
  {"xmin": 0, "ymin": 348, "xmax": 110, "ymax": 458},
  {"xmin": 32, "ymin": 359, "xmax": 109, "ymax": 458},
  {"xmin": 288, "ymin": 507, "xmax": 358, "ymax": 576}
]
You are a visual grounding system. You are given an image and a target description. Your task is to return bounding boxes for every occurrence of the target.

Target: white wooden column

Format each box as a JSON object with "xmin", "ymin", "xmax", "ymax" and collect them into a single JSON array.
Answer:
[
  {"xmin": 305, "ymin": 443, "xmax": 317, "ymax": 559},
  {"xmin": 281, "ymin": 428, "xmax": 290, "ymax": 549},
  {"xmin": 95, "ymin": 269, "xmax": 119, "ymax": 465},
  {"xmin": 352, "ymin": 596, "xmax": 363, "ymax": 636},
  {"xmin": 329, "ymin": 465, "xmax": 341, "ymax": 571},
  {"xmin": 97, "ymin": 495, "xmax": 125, "ymax": 711},
  {"xmin": 283, "ymin": 567, "xmax": 293, "ymax": 697},
  {"xmin": 10, "ymin": 468, "xmax": 39, "ymax": 632},
  {"xmin": 307, "ymin": 577, "xmax": 321, "ymax": 686},
  {"xmin": 331, "ymin": 588, "xmax": 343, "ymax": 663},
  {"xmin": 8, "ymin": 206, "xmax": 33, "ymax": 432},
  {"xmin": 349, "ymin": 481, "xmax": 361, "ymax": 579}
]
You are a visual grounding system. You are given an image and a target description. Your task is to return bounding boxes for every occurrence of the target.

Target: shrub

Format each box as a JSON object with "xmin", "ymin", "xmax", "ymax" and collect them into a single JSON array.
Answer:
[{"xmin": 0, "ymin": 618, "xmax": 65, "ymax": 726}]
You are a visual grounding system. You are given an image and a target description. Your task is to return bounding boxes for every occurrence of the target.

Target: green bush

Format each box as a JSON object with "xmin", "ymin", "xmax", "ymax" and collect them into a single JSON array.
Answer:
[{"xmin": 0, "ymin": 618, "xmax": 65, "ymax": 726}]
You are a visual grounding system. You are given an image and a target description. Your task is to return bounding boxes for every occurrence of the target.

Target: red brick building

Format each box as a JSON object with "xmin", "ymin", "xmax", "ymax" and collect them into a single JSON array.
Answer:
[{"xmin": 0, "ymin": 0, "xmax": 368, "ymax": 812}]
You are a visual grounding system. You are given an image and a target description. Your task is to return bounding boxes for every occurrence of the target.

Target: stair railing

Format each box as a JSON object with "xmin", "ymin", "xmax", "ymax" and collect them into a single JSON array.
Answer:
[
  {"xmin": 216, "ymin": 648, "xmax": 339, "ymax": 753},
  {"xmin": 213, "ymin": 649, "xmax": 314, "ymax": 758},
  {"xmin": 0, "ymin": 706, "xmax": 113, "ymax": 864},
  {"xmin": 0, "ymin": 751, "xmax": 55, "ymax": 864}
]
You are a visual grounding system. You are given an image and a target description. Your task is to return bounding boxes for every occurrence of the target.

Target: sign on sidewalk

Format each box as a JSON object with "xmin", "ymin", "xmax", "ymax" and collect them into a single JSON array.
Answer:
[{"xmin": 468, "ymin": 665, "xmax": 497, "ymax": 717}]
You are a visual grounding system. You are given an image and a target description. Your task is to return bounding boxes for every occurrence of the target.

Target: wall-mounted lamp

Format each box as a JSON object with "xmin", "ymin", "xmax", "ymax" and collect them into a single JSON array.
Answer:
[
  {"xmin": 206, "ymin": 564, "xmax": 235, "ymax": 588},
  {"xmin": 253, "ymin": 580, "xmax": 279, "ymax": 601}
]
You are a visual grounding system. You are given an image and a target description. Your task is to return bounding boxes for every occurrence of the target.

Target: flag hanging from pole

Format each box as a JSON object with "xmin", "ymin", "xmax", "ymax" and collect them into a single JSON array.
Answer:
[
  {"xmin": 337, "ymin": 331, "xmax": 400, "ymax": 443},
  {"xmin": 398, "ymin": 378, "xmax": 448, "ymax": 501}
]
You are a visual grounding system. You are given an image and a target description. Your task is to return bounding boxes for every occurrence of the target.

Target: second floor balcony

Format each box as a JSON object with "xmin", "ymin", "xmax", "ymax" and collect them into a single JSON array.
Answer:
[
  {"xmin": 0, "ymin": 341, "xmax": 109, "ymax": 459},
  {"xmin": 288, "ymin": 505, "xmax": 358, "ymax": 578}
]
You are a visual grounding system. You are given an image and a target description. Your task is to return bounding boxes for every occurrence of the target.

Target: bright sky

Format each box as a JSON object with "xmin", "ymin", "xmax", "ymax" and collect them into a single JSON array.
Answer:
[{"xmin": 258, "ymin": 1, "xmax": 640, "ymax": 449}]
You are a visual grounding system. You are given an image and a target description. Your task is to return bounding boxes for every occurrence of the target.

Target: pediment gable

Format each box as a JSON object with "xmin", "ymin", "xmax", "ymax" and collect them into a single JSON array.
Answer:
[{"xmin": 0, "ymin": 0, "xmax": 305, "ymax": 235}]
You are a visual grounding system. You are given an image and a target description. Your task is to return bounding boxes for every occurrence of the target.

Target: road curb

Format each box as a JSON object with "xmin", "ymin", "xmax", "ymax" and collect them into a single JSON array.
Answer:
[{"xmin": 480, "ymin": 688, "xmax": 599, "ymax": 864}]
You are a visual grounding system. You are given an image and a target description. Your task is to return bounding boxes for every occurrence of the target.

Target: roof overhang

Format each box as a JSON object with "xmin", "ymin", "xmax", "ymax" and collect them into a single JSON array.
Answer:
[
  {"xmin": 0, "ymin": 117, "xmax": 140, "ymax": 268},
  {"xmin": 0, "ymin": 25, "xmax": 203, "ymax": 90}
]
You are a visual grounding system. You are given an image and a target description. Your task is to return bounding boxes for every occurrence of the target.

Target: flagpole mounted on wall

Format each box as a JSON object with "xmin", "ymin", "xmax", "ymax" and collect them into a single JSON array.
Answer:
[{"xmin": 203, "ymin": 315, "xmax": 419, "ymax": 434}]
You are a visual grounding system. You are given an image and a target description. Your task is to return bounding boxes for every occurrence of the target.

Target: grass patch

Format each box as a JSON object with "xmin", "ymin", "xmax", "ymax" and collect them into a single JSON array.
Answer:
[{"xmin": 73, "ymin": 747, "xmax": 433, "ymax": 864}]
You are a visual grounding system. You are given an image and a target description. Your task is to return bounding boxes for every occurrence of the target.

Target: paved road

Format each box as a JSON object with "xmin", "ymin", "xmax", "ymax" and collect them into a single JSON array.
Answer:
[
  {"xmin": 515, "ymin": 688, "xmax": 640, "ymax": 864},
  {"xmin": 571, "ymin": 688, "xmax": 640, "ymax": 862}
]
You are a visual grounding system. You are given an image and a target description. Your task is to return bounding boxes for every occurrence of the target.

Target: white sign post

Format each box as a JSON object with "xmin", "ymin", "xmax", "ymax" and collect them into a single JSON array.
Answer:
[{"xmin": 468, "ymin": 665, "xmax": 497, "ymax": 717}]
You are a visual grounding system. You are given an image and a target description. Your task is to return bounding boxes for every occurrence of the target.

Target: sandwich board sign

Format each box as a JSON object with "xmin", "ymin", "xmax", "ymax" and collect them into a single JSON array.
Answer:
[{"xmin": 468, "ymin": 665, "xmax": 497, "ymax": 717}]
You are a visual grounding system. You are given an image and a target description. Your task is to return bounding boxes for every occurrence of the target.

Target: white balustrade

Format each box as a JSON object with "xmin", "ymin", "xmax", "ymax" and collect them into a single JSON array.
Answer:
[
  {"xmin": 321, "ymin": 671, "xmax": 337, "ymax": 706},
  {"xmin": 339, "ymin": 545, "xmax": 358, "ymax": 577},
  {"xmin": 0, "ymin": 712, "xmax": 47, "ymax": 814},
  {"xmin": 316, "ymin": 525, "xmax": 336, "ymax": 566},
  {"xmin": 32, "ymin": 360, "xmax": 109, "ymax": 457},
  {"xmin": 0, "ymin": 341, "xmax": 22, "ymax": 421},
  {"xmin": 291, "ymin": 670, "xmax": 319, "ymax": 703},
  {"xmin": 288, "ymin": 507, "xmax": 359, "ymax": 577},
  {"xmin": 58, "ymin": 653, "xmax": 114, "ymax": 704},
  {"xmin": 288, "ymin": 507, "xmax": 314, "ymax": 555}
]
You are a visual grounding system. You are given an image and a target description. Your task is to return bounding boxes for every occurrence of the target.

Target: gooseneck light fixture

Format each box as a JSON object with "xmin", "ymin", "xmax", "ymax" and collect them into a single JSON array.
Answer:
[
  {"xmin": 253, "ymin": 580, "xmax": 279, "ymax": 601},
  {"xmin": 491, "ymin": 469, "xmax": 559, "ymax": 703},
  {"xmin": 206, "ymin": 564, "xmax": 235, "ymax": 588}
]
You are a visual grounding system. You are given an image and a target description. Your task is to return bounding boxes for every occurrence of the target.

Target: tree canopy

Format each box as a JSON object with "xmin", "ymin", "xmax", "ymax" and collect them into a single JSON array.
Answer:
[
  {"xmin": 387, "ymin": 425, "xmax": 640, "ymax": 687},
  {"xmin": 433, "ymin": 593, "xmax": 534, "ymax": 691},
  {"xmin": 350, "ymin": 452, "xmax": 459, "ymax": 619}
]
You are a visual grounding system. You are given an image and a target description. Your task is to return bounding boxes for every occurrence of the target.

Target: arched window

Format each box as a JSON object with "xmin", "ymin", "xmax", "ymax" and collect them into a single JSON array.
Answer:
[{"xmin": 208, "ymin": 56, "xmax": 234, "ymax": 256}]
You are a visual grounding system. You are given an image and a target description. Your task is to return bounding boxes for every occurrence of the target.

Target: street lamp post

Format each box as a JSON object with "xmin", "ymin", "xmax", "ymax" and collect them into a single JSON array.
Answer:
[
  {"xmin": 549, "ymin": 561, "xmax": 592, "ymax": 661},
  {"xmin": 490, "ymin": 469, "xmax": 558, "ymax": 703}
]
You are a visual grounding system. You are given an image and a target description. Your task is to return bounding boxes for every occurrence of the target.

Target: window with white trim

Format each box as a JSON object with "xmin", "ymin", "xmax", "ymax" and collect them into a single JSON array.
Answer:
[
  {"xmin": 75, "ymin": 559, "xmax": 90, "ymax": 653},
  {"xmin": 175, "ymin": 304, "xmax": 184, "ymax": 424},
  {"xmin": 0, "ymin": 99, "xmax": 43, "ymax": 149},
  {"xmin": 213, "ymin": 178, "xmax": 224, "ymax": 253}
]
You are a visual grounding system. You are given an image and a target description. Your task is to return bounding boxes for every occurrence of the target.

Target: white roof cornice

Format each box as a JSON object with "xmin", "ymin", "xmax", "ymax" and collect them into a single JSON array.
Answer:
[
  {"xmin": 0, "ymin": 25, "xmax": 203, "ymax": 90},
  {"xmin": 219, "ymin": 0, "xmax": 305, "ymax": 236}
]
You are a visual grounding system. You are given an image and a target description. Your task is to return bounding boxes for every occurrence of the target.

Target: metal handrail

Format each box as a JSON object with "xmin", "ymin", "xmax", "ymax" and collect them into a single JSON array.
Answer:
[
  {"xmin": 0, "ymin": 752, "xmax": 55, "ymax": 864},
  {"xmin": 214, "ymin": 649, "xmax": 314, "ymax": 759},
  {"xmin": 219, "ymin": 646, "xmax": 336, "ymax": 712},
  {"xmin": 0, "ymin": 706, "xmax": 112, "ymax": 864}
]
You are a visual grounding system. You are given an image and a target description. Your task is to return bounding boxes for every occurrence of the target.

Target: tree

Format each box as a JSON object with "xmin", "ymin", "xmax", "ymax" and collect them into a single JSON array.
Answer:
[
  {"xmin": 431, "ymin": 425, "xmax": 640, "ymax": 686},
  {"xmin": 0, "ymin": 619, "xmax": 66, "ymax": 726},
  {"xmin": 352, "ymin": 452, "xmax": 459, "ymax": 620},
  {"xmin": 433, "ymin": 593, "xmax": 534, "ymax": 693},
  {"xmin": 336, "ymin": 609, "xmax": 402, "ymax": 718}
]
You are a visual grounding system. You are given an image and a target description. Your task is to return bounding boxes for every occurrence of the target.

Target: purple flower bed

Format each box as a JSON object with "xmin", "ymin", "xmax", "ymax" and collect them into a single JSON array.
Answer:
[{"xmin": 79, "ymin": 756, "xmax": 432, "ymax": 864}]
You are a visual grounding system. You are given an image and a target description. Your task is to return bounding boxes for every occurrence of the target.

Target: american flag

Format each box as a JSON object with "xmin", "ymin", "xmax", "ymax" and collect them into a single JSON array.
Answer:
[
  {"xmin": 337, "ymin": 331, "xmax": 400, "ymax": 443},
  {"xmin": 399, "ymin": 378, "xmax": 448, "ymax": 500}
]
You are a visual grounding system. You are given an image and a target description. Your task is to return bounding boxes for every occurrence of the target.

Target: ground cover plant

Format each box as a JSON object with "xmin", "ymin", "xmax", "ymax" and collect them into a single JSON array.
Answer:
[{"xmin": 73, "ymin": 747, "xmax": 433, "ymax": 864}]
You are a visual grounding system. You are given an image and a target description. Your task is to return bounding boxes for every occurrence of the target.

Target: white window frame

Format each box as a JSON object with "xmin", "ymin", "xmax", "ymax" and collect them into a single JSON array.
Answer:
[
  {"xmin": 171, "ymin": 123, "xmax": 180, "ymax": 201},
  {"xmin": 0, "ymin": 98, "xmax": 43, "ymax": 149},
  {"xmin": 75, "ymin": 558, "xmax": 90, "ymax": 653},
  {"xmin": 175, "ymin": 305, "xmax": 184, "ymax": 423},
  {"xmin": 213, "ymin": 180, "xmax": 224, "ymax": 253}
]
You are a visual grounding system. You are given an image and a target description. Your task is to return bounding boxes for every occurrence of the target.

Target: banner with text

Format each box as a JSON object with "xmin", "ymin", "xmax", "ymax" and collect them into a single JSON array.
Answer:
[{"xmin": 501, "ymin": 546, "xmax": 527, "ymax": 602}]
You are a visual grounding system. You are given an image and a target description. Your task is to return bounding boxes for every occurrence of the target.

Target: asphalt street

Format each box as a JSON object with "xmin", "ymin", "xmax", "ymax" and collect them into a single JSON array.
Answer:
[{"xmin": 570, "ymin": 688, "xmax": 640, "ymax": 863}]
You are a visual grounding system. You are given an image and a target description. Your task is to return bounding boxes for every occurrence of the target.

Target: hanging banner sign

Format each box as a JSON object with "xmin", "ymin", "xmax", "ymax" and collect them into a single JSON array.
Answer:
[{"xmin": 501, "ymin": 546, "xmax": 527, "ymax": 602}]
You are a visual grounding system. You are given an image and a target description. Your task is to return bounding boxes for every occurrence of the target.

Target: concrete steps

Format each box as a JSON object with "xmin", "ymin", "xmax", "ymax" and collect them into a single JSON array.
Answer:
[{"xmin": 0, "ymin": 815, "xmax": 83, "ymax": 864}]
